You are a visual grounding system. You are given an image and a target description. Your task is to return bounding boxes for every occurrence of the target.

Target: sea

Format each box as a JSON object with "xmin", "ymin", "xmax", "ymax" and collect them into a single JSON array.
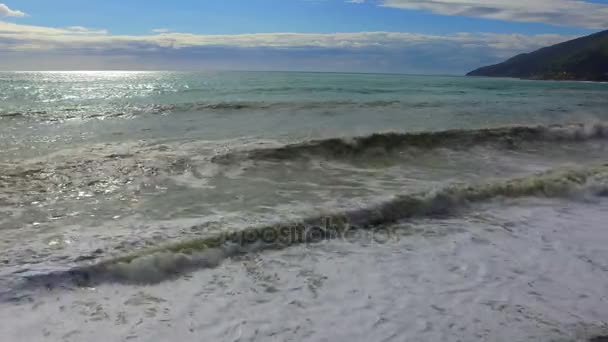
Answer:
[{"xmin": 1, "ymin": 71, "xmax": 608, "ymax": 341}]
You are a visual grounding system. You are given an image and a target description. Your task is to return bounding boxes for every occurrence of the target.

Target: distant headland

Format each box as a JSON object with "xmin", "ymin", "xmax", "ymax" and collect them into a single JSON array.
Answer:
[{"xmin": 467, "ymin": 30, "xmax": 608, "ymax": 82}]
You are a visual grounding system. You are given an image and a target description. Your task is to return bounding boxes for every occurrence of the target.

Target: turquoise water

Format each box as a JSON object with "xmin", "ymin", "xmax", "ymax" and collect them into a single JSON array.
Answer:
[
  {"xmin": 1, "ymin": 70, "xmax": 608, "ymax": 266},
  {"xmin": 1, "ymin": 71, "xmax": 607, "ymax": 159},
  {"xmin": 1, "ymin": 71, "xmax": 608, "ymax": 341}
]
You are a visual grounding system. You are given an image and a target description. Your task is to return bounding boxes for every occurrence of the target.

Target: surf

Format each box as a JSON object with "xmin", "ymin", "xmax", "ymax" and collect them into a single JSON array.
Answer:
[
  {"xmin": 213, "ymin": 123, "xmax": 608, "ymax": 163},
  {"xmin": 5, "ymin": 162, "xmax": 606, "ymax": 296}
]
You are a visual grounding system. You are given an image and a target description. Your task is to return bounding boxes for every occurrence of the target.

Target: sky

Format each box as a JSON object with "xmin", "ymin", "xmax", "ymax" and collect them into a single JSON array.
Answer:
[{"xmin": 0, "ymin": 0, "xmax": 607, "ymax": 73}]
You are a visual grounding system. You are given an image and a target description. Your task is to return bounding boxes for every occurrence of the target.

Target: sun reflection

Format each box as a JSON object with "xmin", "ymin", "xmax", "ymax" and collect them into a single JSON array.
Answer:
[{"xmin": 34, "ymin": 70, "xmax": 158, "ymax": 78}]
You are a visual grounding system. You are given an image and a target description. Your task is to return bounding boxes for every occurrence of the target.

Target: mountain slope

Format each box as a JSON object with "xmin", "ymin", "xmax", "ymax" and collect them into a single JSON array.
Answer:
[{"xmin": 467, "ymin": 30, "xmax": 608, "ymax": 81}]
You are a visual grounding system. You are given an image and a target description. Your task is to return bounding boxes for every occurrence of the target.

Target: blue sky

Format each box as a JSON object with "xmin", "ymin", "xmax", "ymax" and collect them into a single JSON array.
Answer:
[
  {"xmin": 1, "ymin": 0, "xmax": 607, "ymax": 72},
  {"xmin": 11, "ymin": 0, "xmax": 596, "ymax": 36}
]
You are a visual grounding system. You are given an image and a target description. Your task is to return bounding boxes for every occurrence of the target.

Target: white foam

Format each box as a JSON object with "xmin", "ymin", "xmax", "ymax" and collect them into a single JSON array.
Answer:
[{"xmin": 3, "ymin": 198, "xmax": 608, "ymax": 341}]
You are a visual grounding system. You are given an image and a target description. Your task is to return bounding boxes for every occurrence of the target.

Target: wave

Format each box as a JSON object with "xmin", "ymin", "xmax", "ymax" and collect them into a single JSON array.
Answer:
[
  {"xmin": 236, "ymin": 86, "xmax": 403, "ymax": 95},
  {"xmin": 142, "ymin": 100, "xmax": 402, "ymax": 113},
  {"xmin": 0, "ymin": 111, "xmax": 40, "ymax": 119},
  {"xmin": 9, "ymin": 163, "xmax": 608, "ymax": 293},
  {"xmin": 0, "ymin": 100, "xmax": 402, "ymax": 121},
  {"xmin": 213, "ymin": 123, "xmax": 608, "ymax": 163}
]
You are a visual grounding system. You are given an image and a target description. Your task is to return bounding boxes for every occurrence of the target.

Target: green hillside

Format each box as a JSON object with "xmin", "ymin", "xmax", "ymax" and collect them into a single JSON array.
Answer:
[{"xmin": 467, "ymin": 30, "xmax": 608, "ymax": 81}]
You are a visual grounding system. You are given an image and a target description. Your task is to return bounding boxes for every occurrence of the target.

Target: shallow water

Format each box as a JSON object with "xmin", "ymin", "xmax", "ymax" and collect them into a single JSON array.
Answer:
[{"xmin": 1, "ymin": 71, "xmax": 608, "ymax": 341}]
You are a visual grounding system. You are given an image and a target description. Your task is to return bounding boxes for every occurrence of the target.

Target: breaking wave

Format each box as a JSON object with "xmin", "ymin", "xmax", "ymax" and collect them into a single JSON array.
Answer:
[
  {"xmin": 10, "ymin": 163, "xmax": 608, "ymax": 292},
  {"xmin": 213, "ymin": 123, "xmax": 608, "ymax": 162}
]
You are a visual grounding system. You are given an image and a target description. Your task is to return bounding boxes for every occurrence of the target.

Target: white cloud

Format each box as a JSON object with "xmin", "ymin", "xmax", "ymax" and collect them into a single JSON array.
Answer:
[
  {"xmin": 152, "ymin": 28, "xmax": 171, "ymax": 34},
  {"xmin": 0, "ymin": 20, "xmax": 577, "ymax": 72},
  {"xmin": 0, "ymin": 21, "xmax": 572, "ymax": 52},
  {"xmin": 378, "ymin": 0, "xmax": 608, "ymax": 29},
  {"xmin": 66, "ymin": 26, "xmax": 109, "ymax": 35},
  {"xmin": 0, "ymin": 3, "xmax": 25, "ymax": 17}
]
